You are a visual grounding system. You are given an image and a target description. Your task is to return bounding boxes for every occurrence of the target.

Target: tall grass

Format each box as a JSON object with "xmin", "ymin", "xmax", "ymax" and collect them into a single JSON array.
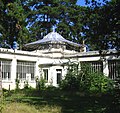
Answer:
[
  {"xmin": 3, "ymin": 102, "xmax": 61, "ymax": 113},
  {"xmin": 0, "ymin": 95, "xmax": 5, "ymax": 113},
  {"xmin": 3, "ymin": 88, "xmax": 114, "ymax": 113}
]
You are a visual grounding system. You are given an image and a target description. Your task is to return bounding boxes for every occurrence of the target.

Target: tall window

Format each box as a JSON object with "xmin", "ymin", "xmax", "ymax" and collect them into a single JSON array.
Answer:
[
  {"xmin": 81, "ymin": 61, "xmax": 103, "ymax": 73},
  {"xmin": 1, "ymin": 60, "xmax": 11, "ymax": 80},
  {"xmin": 108, "ymin": 60, "xmax": 120, "ymax": 80},
  {"xmin": 17, "ymin": 61, "xmax": 35, "ymax": 81},
  {"xmin": 43, "ymin": 69, "xmax": 48, "ymax": 82},
  {"xmin": 56, "ymin": 69, "xmax": 62, "ymax": 84}
]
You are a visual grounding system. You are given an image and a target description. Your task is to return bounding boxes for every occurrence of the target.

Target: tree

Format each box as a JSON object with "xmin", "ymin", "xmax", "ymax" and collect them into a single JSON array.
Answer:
[
  {"xmin": 0, "ymin": 0, "xmax": 119, "ymax": 50},
  {"xmin": 56, "ymin": 4, "xmax": 86, "ymax": 43},
  {"xmin": 83, "ymin": 0, "xmax": 120, "ymax": 50},
  {"xmin": 26, "ymin": 0, "xmax": 60, "ymax": 40},
  {"xmin": 0, "ymin": 0, "xmax": 29, "ymax": 49},
  {"xmin": 26, "ymin": 0, "xmax": 86, "ymax": 45}
]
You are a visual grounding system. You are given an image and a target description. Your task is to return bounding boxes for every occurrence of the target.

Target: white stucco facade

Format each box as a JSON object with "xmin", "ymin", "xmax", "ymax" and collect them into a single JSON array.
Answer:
[
  {"xmin": 0, "ymin": 32, "xmax": 120, "ymax": 90},
  {"xmin": 0, "ymin": 47, "xmax": 119, "ymax": 90}
]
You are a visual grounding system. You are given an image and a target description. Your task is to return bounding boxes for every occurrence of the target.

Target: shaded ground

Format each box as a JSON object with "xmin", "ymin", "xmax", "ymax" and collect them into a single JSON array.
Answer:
[{"xmin": 4, "ymin": 88, "xmax": 114, "ymax": 113}]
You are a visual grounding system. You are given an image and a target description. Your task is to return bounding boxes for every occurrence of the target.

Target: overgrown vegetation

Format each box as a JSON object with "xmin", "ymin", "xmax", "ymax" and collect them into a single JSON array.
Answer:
[
  {"xmin": 106, "ymin": 65, "xmax": 120, "ymax": 113},
  {"xmin": 2, "ymin": 87, "xmax": 114, "ymax": 113},
  {"xmin": 1, "ymin": 61, "xmax": 118, "ymax": 113},
  {"xmin": 15, "ymin": 78, "xmax": 20, "ymax": 90},
  {"xmin": 36, "ymin": 76, "xmax": 46, "ymax": 91},
  {"xmin": 60, "ymin": 62, "xmax": 114, "ymax": 94},
  {"xmin": 2, "ymin": 102, "xmax": 61, "ymax": 113},
  {"xmin": 0, "ymin": 95, "xmax": 5, "ymax": 113},
  {"xmin": 0, "ymin": 65, "xmax": 116, "ymax": 113}
]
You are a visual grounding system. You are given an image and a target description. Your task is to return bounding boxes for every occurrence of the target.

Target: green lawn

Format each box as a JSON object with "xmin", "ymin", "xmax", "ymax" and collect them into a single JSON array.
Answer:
[{"xmin": 3, "ymin": 88, "xmax": 114, "ymax": 113}]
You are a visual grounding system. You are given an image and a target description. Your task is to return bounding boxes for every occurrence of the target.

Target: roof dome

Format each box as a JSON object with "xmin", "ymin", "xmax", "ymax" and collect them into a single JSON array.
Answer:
[
  {"xmin": 26, "ymin": 32, "xmax": 81, "ymax": 47},
  {"xmin": 43, "ymin": 32, "xmax": 66, "ymax": 43}
]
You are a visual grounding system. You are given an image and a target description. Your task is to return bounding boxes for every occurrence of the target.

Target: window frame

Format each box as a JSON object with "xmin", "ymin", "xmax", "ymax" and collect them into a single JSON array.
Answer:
[
  {"xmin": 56, "ymin": 69, "xmax": 62, "ymax": 84},
  {"xmin": 1, "ymin": 60, "xmax": 11, "ymax": 80},
  {"xmin": 42, "ymin": 69, "xmax": 49, "ymax": 82},
  {"xmin": 16, "ymin": 61, "xmax": 36, "ymax": 81}
]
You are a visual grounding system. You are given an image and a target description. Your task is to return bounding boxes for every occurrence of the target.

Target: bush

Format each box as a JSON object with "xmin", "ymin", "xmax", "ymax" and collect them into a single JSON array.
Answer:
[
  {"xmin": 60, "ymin": 62, "xmax": 80, "ymax": 91},
  {"xmin": 24, "ymin": 80, "xmax": 29, "ymax": 89},
  {"xmin": 0, "ymin": 95, "xmax": 5, "ymax": 113},
  {"xmin": 15, "ymin": 78, "xmax": 20, "ymax": 90},
  {"xmin": 106, "ymin": 74, "xmax": 120, "ymax": 113},
  {"xmin": 60, "ymin": 62, "xmax": 114, "ymax": 93},
  {"xmin": 36, "ymin": 76, "xmax": 46, "ymax": 90},
  {"xmin": 87, "ymin": 72, "xmax": 113, "ymax": 93}
]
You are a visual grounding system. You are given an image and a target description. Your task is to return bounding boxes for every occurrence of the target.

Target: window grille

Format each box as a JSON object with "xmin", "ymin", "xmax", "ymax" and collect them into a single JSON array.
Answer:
[
  {"xmin": 108, "ymin": 60, "xmax": 120, "ymax": 80},
  {"xmin": 0, "ymin": 60, "xmax": 11, "ymax": 80},
  {"xmin": 81, "ymin": 61, "xmax": 103, "ymax": 74},
  {"xmin": 17, "ymin": 61, "xmax": 35, "ymax": 81}
]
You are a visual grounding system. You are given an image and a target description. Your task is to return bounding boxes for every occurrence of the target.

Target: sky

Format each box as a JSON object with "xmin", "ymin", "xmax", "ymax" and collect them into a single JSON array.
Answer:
[
  {"xmin": 77, "ymin": 0, "xmax": 86, "ymax": 6},
  {"xmin": 76, "ymin": 0, "xmax": 109, "ymax": 6}
]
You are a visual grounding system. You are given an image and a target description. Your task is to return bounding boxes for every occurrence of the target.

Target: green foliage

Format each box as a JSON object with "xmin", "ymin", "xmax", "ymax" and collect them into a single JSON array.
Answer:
[
  {"xmin": 60, "ymin": 62, "xmax": 114, "ymax": 93},
  {"xmin": 24, "ymin": 80, "xmax": 29, "ymax": 89},
  {"xmin": 36, "ymin": 76, "xmax": 46, "ymax": 91},
  {"xmin": 0, "ymin": 0, "xmax": 29, "ymax": 49},
  {"xmin": 112, "ymin": 75, "xmax": 120, "ymax": 112},
  {"xmin": 84, "ymin": 0, "xmax": 120, "ymax": 50},
  {"xmin": 4, "ymin": 88, "xmax": 114, "ymax": 113},
  {"xmin": 106, "ymin": 67, "xmax": 120, "ymax": 113},
  {"xmin": 88, "ymin": 72, "xmax": 113, "ymax": 93},
  {"xmin": 39, "ymin": 76, "xmax": 46, "ymax": 90},
  {"xmin": 0, "ymin": 0, "xmax": 119, "ymax": 50},
  {"xmin": 0, "ymin": 95, "xmax": 5, "ymax": 113},
  {"xmin": 60, "ymin": 62, "xmax": 80, "ymax": 91},
  {"xmin": 15, "ymin": 78, "xmax": 20, "ymax": 90},
  {"xmin": 26, "ymin": 0, "xmax": 84, "ymax": 45}
]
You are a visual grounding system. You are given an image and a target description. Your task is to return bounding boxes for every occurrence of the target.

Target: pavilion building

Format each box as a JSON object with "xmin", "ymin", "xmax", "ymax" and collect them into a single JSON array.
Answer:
[{"xmin": 0, "ymin": 31, "xmax": 119, "ymax": 89}]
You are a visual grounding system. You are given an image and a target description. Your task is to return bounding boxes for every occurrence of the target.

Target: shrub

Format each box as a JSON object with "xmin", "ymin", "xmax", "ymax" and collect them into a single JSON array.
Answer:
[
  {"xmin": 60, "ymin": 62, "xmax": 80, "ymax": 91},
  {"xmin": 36, "ymin": 76, "xmax": 46, "ymax": 90},
  {"xmin": 15, "ymin": 78, "xmax": 20, "ymax": 90},
  {"xmin": 60, "ymin": 62, "xmax": 114, "ymax": 93},
  {"xmin": 88, "ymin": 72, "xmax": 113, "ymax": 93},
  {"xmin": 0, "ymin": 95, "xmax": 5, "ymax": 113},
  {"xmin": 24, "ymin": 80, "xmax": 29, "ymax": 89},
  {"xmin": 106, "ymin": 74, "xmax": 120, "ymax": 113}
]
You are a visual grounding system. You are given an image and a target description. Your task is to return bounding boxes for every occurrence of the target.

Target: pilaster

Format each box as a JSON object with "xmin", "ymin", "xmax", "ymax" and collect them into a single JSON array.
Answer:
[
  {"xmin": 103, "ymin": 60, "xmax": 109, "ymax": 77},
  {"xmin": 11, "ymin": 58, "xmax": 17, "ymax": 89}
]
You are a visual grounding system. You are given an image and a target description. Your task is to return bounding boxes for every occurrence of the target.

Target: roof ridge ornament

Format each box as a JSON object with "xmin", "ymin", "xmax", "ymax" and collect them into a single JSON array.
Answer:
[{"xmin": 52, "ymin": 26, "xmax": 56, "ymax": 32}]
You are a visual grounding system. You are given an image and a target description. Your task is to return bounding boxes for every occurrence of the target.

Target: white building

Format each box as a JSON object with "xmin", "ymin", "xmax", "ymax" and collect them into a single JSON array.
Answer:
[{"xmin": 0, "ymin": 32, "xmax": 120, "ymax": 90}]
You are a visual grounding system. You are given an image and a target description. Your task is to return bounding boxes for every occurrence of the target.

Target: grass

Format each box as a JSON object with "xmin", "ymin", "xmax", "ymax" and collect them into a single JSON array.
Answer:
[
  {"xmin": 3, "ymin": 102, "xmax": 61, "ymax": 113},
  {"xmin": 2, "ymin": 88, "xmax": 114, "ymax": 113}
]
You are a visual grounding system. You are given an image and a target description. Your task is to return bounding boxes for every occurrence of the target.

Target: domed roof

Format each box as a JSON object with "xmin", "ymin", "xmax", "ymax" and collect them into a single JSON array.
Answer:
[{"xmin": 25, "ymin": 31, "xmax": 81, "ymax": 48}]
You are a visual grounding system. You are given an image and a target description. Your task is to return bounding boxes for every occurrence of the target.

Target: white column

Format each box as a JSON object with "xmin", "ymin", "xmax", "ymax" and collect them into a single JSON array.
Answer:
[
  {"xmin": 62, "ymin": 66, "xmax": 67, "ymax": 79},
  {"xmin": 103, "ymin": 60, "xmax": 109, "ymax": 77},
  {"xmin": 11, "ymin": 58, "xmax": 17, "ymax": 89},
  {"xmin": 35, "ymin": 60, "xmax": 41, "ymax": 79},
  {"xmin": 51, "ymin": 66, "xmax": 57, "ymax": 86}
]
